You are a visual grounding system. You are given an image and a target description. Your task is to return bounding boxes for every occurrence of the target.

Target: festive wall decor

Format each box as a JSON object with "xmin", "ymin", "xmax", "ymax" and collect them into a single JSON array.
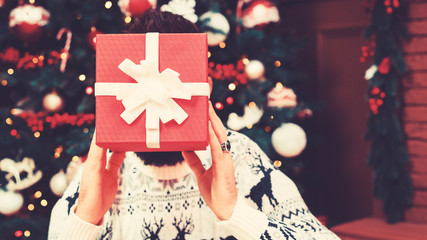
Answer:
[{"xmin": 362, "ymin": 0, "xmax": 411, "ymax": 223}]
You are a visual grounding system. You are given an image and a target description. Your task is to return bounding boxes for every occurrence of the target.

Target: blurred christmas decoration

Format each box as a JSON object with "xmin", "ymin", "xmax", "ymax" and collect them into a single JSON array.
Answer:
[
  {"xmin": 0, "ymin": 189, "xmax": 24, "ymax": 215},
  {"xmin": 199, "ymin": 11, "xmax": 230, "ymax": 46},
  {"xmin": 362, "ymin": 0, "xmax": 411, "ymax": 223},
  {"xmin": 49, "ymin": 170, "xmax": 67, "ymax": 196},
  {"xmin": 241, "ymin": 0, "xmax": 280, "ymax": 28},
  {"xmin": 267, "ymin": 84, "xmax": 297, "ymax": 108},
  {"xmin": 0, "ymin": 0, "xmax": 4, "ymax": 8},
  {"xmin": 377, "ymin": 56, "xmax": 391, "ymax": 74},
  {"xmin": 160, "ymin": 0, "xmax": 197, "ymax": 23},
  {"xmin": 42, "ymin": 91, "xmax": 64, "ymax": 113},
  {"xmin": 9, "ymin": 4, "xmax": 50, "ymax": 42},
  {"xmin": 271, "ymin": 123, "xmax": 307, "ymax": 158},
  {"xmin": 17, "ymin": 112, "xmax": 94, "ymax": 131},
  {"xmin": 87, "ymin": 28, "xmax": 103, "ymax": 50},
  {"xmin": 227, "ymin": 104, "xmax": 263, "ymax": 131},
  {"xmin": 208, "ymin": 60, "xmax": 247, "ymax": 84},
  {"xmin": 245, "ymin": 59, "xmax": 265, "ymax": 80},
  {"xmin": 56, "ymin": 28, "xmax": 72, "ymax": 72},
  {"xmin": 364, "ymin": 64, "xmax": 377, "ymax": 80},
  {"xmin": 118, "ymin": 0, "xmax": 156, "ymax": 17},
  {"xmin": 0, "ymin": 157, "xmax": 42, "ymax": 191},
  {"xmin": 0, "ymin": 47, "xmax": 62, "ymax": 70}
]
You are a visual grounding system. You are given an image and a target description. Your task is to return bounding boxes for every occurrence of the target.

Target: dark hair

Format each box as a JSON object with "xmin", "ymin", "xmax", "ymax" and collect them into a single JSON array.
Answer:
[
  {"xmin": 130, "ymin": 10, "xmax": 197, "ymax": 166},
  {"xmin": 128, "ymin": 9, "xmax": 199, "ymax": 34}
]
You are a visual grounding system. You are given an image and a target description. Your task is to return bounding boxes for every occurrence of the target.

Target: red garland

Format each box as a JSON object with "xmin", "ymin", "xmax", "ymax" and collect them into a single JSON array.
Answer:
[
  {"xmin": 0, "ymin": 47, "xmax": 62, "ymax": 70},
  {"xmin": 208, "ymin": 60, "xmax": 248, "ymax": 84},
  {"xmin": 360, "ymin": 39, "xmax": 375, "ymax": 63},
  {"xmin": 17, "ymin": 112, "xmax": 94, "ymax": 132}
]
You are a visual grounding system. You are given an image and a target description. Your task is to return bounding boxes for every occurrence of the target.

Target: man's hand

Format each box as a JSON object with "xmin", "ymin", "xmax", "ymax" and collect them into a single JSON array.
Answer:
[
  {"xmin": 75, "ymin": 132, "xmax": 125, "ymax": 225},
  {"xmin": 182, "ymin": 102, "xmax": 238, "ymax": 221}
]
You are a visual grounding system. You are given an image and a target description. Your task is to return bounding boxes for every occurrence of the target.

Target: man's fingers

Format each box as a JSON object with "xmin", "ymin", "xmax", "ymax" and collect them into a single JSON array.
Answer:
[
  {"xmin": 182, "ymin": 151, "xmax": 206, "ymax": 178},
  {"xmin": 87, "ymin": 130, "xmax": 108, "ymax": 168},
  {"xmin": 107, "ymin": 152, "xmax": 126, "ymax": 174},
  {"xmin": 208, "ymin": 122, "xmax": 224, "ymax": 159},
  {"xmin": 209, "ymin": 101, "xmax": 228, "ymax": 143}
]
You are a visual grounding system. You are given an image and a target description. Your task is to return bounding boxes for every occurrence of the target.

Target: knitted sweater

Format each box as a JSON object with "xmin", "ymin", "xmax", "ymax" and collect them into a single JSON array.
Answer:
[{"xmin": 48, "ymin": 131, "xmax": 340, "ymax": 240}]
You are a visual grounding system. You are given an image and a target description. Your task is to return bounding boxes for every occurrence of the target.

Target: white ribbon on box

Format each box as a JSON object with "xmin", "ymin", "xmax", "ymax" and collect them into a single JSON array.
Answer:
[{"xmin": 95, "ymin": 32, "xmax": 209, "ymax": 148}]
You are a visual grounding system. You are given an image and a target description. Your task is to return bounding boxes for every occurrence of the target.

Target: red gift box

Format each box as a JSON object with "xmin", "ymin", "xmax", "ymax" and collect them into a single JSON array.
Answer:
[{"xmin": 95, "ymin": 33, "xmax": 209, "ymax": 152}]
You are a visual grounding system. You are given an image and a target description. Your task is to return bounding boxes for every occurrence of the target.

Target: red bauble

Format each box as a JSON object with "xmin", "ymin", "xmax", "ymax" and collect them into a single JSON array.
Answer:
[
  {"xmin": 0, "ymin": 0, "xmax": 4, "ymax": 8},
  {"xmin": 9, "ymin": 4, "xmax": 50, "ymax": 42},
  {"xmin": 118, "ymin": 0, "xmax": 156, "ymax": 17},
  {"xmin": 87, "ymin": 28, "xmax": 103, "ymax": 50},
  {"xmin": 242, "ymin": 0, "xmax": 280, "ymax": 28}
]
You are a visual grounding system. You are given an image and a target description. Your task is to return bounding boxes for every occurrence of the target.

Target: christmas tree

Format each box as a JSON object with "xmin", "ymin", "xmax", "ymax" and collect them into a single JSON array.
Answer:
[{"xmin": 0, "ymin": 0, "xmax": 319, "ymax": 238}]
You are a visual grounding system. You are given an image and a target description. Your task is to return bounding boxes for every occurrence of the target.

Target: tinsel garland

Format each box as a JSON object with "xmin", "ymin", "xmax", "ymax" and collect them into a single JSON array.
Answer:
[{"xmin": 363, "ymin": 0, "xmax": 412, "ymax": 223}]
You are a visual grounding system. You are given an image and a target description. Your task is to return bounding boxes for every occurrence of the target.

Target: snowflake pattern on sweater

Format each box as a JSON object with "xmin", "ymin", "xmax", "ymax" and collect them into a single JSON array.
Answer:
[{"xmin": 48, "ymin": 131, "xmax": 340, "ymax": 240}]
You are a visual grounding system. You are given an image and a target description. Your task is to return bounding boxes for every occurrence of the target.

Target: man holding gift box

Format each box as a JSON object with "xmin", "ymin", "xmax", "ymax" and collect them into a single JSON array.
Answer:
[{"xmin": 48, "ymin": 10, "xmax": 340, "ymax": 240}]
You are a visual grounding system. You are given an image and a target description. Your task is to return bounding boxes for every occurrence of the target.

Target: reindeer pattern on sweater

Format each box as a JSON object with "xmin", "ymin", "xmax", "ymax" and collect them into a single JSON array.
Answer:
[{"xmin": 48, "ymin": 131, "xmax": 340, "ymax": 240}]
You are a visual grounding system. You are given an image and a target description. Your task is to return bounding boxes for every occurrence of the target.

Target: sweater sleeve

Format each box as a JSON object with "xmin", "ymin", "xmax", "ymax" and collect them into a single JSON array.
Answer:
[
  {"xmin": 47, "ymin": 166, "xmax": 103, "ymax": 240},
  {"xmin": 219, "ymin": 131, "xmax": 341, "ymax": 240}
]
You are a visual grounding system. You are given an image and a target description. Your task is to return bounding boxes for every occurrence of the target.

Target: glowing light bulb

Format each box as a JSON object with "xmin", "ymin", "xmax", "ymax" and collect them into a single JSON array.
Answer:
[
  {"xmin": 105, "ymin": 1, "xmax": 112, "ymax": 9},
  {"xmin": 228, "ymin": 83, "xmax": 236, "ymax": 91},
  {"xmin": 79, "ymin": 74, "xmax": 86, "ymax": 81}
]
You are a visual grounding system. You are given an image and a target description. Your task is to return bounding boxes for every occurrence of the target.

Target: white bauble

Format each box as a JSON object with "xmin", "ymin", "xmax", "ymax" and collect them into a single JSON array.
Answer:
[
  {"xmin": 272, "ymin": 123, "xmax": 307, "ymax": 158},
  {"xmin": 43, "ymin": 91, "xmax": 64, "ymax": 112},
  {"xmin": 0, "ymin": 190, "xmax": 24, "ymax": 215},
  {"xmin": 245, "ymin": 60, "xmax": 265, "ymax": 80},
  {"xmin": 199, "ymin": 11, "xmax": 230, "ymax": 46},
  {"xmin": 50, "ymin": 170, "xmax": 68, "ymax": 197}
]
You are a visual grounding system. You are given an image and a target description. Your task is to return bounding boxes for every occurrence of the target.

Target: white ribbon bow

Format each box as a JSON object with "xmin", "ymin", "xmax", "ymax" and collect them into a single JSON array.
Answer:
[{"xmin": 95, "ymin": 32, "xmax": 209, "ymax": 148}]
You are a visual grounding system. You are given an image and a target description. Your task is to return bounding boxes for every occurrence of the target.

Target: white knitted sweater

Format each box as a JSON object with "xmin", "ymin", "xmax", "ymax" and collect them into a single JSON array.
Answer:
[{"xmin": 48, "ymin": 131, "xmax": 340, "ymax": 240}]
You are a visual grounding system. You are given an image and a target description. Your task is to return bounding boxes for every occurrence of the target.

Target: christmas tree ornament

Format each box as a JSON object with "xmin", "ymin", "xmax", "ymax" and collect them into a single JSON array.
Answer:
[
  {"xmin": 0, "ymin": 189, "xmax": 24, "ymax": 216},
  {"xmin": 227, "ymin": 104, "xmax": 263, "ymax": 131},
  {"xmin": 9, "ymin": 4, "xmax": 50, "ymax": 42},
  {"xmin": 87, "ymin": 28, "xmax": 103, "ymax": 50},
  {"xmin": 364, "ymin": 64, "xmax": 377, "ymax": 80},
  {"xmin": 56, "ymin": 28, "xmax": 72, "ymax": 72},
  {"xmin": 245, "ymin": 60, "xmax": 265, "ymax": 80},
  {"xmin": 49, "ymin": 170, "xmax": 68, "ymax": 196},
  {"xmin": 199, "ymin": 11, "xmax": 230, "ymax": 46},
  {"xmin": 43, "ymin": 91, "xmax": 64, "ymax": 113},
  {"xmin": 242, "ymin": 0, "xmax": 280, "ymax": 28},
  {"xmin": 267, "ymin": 84, "xmax": 297, "ymax": 108},
  {"xmin": 118, "ymin": 0, "xmax": 156, "ymax": 17},
  {"xmin": 271, "ymin": 123, "xmax": 307, "ymax": 158},
  {"xmin": 0, "ymin": 157, "xmax": 42, "ymax": 191},
  {"xmin": 160, "ymin": 0, "xmax": 197, "ymax": 23}
]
